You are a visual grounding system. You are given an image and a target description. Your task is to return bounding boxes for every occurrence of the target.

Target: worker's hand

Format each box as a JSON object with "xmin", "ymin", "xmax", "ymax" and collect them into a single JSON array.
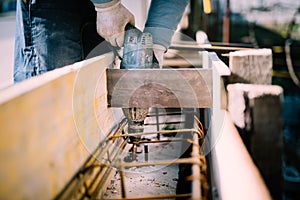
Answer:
[
  {"xmin": 153, "ymin": 44, "xmax": 166, "ymax": 68},
  {"xmin": 94, "ymin": 0, "xmax": 135, "ymax": 47}
]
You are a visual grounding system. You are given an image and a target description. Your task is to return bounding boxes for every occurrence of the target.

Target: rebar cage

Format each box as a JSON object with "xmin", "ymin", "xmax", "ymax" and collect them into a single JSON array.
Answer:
[{"xmin": 55, "ymin": 108, "xmax": 209, "ymax": 200}]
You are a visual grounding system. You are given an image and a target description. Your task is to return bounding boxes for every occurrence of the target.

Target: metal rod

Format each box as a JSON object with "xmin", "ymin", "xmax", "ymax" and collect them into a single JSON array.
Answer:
[
  {"xmin": 91, "ymin": 137, "xmax": 129, "ymax": 198},
  {"xmin": 87, "ymin": 121, "xmax": 129, "ymax": 198},
  {"xmin": 136, "ymin": 138, "xmax": 185, "ymax": 144},
  {"xmin": 146, "ymin": 111, "xmax": 183, "ymax": 117},
  {"xmin": 101, "ymin": 193, "xmax": 191, "ymax": 200},
  {"xmin": 191, "ymin": 132, "xmax": 202, "ymax": 200},
  {"xmin": 132, "ymin": 144, "xmax": 137, "ymax": 161},
  {"xmin": 155, "ymin": 107, "xmax": 160, "ymax": 140},
  {"xmin": 118, "ymin": 159, "xmax": 127, "ymax": 198},
  {"xmin": 95, "ymin": 119, "xmax": 127, "ymax": 165},
  {"xmin": 144, "ymin": 121, "xmax": 183, "ymax": 126},
  {"xmin": 55, "ymin": 120, "xmax": 128, "ymax": 199},
  {"xmin": 135, "ymin": 138, "xmax": 199, "ymax": 147},
  {"xmin": 144, "ymin": 145, "xmax": 148, "ymax": 162},
  {"xmin": 115, "ymin": 157, "xmax": 201, "ymax": 168},
  {"xmin": 108, "ymin": 128, "xmax": 198, "ymax": 139},
  {"xmin": 169, "ymin": 43, "xmax": 251, "ymax": 52}
]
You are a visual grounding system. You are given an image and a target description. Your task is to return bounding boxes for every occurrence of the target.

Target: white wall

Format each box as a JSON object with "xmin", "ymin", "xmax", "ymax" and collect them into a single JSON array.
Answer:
[{"xmin": 0, "ymin": 13, "xmax": 15, "ymax": 89}]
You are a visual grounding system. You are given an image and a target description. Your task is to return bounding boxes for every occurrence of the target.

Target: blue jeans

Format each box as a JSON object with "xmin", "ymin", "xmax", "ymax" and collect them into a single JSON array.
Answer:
[{"xmin": 14, "ymin": 0, "xmax": 107, "ymax": 82}]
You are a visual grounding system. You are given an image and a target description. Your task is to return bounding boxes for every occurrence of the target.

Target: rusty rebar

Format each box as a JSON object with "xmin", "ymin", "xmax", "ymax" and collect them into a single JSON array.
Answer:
[
  {"xmin": 108, "ymin": 128, "xmax": 200, "ymax": 139},
  {"xmin": 101, "ymin": 193, "xmax": 191, "ymax": 200}
]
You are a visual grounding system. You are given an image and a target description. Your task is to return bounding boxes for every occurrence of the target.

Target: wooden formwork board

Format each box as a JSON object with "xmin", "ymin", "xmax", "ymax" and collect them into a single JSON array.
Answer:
[
  {"xmin": 0, "ymin": 53, "xmax": 123, "ymax": 199},
  {"xmin": 107, "ymin": 68, "xmax": 213, "ymax": 108}
]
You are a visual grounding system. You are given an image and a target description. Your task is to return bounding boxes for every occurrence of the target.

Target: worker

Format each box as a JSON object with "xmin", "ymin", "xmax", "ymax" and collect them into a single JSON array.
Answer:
[{"xmin": 14, "ymin": 0, "xmax": 189, "ymax": 82}]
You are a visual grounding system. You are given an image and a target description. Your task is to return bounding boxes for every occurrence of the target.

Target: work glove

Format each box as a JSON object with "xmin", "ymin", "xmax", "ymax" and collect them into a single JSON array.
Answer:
[
  {"xmin": 153, "ymin": 44, "xmax": 166, "ymax": 68},
  {"xmin": 94, "ymin": 0, "xmax": 135, "ymax": 47}
]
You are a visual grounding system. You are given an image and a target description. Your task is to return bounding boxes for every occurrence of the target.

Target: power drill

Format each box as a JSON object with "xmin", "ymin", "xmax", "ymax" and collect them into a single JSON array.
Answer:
[
  {"xmin": 121, "ymin": 24, "xmax": 159, "ymax": 144},
  {"xmin": 121, "ymin": 24, "xmax": 159, "ymax": 69}
]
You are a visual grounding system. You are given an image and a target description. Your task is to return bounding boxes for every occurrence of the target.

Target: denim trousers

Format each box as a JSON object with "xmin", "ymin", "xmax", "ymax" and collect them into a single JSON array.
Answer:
[{"xmin": 14, "ymin": 0, "xmax": 107, "ymax": 82}]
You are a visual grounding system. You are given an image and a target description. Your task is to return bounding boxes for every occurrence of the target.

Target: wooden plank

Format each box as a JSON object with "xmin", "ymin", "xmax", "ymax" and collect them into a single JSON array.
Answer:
[
  {"xmin": 0, "ymin": 53, "xmax": 123, "ymax": 199},
  {"xmin": 201, "ymin": 51, "xmax": 231, "ymax": 155},
  {"xmin": 107, "ymin": 68, "xmax": 213, "ymax": 108},
  {"xmin": 211, "ymin": 112, "xmax": 272, "ymax": 200}
]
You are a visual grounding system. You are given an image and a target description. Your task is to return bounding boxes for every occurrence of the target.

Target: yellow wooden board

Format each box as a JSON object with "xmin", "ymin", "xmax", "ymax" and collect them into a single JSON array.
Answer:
[{"xmin": 0, "ymin": 53, "xmax": 123, "ymax": 199}]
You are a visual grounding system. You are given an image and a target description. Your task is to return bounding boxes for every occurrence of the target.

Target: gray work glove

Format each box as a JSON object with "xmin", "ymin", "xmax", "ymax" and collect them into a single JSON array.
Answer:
[{"xmin": 94, "ymin": 0, "xmax": 135, "ymax": 47}]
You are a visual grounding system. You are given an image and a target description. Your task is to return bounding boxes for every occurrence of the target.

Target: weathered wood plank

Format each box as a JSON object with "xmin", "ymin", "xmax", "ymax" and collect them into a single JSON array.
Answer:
[
  {"xmin": 0, "ymin": 53, "xmax": 123, "ymax": 199},
  {"xmin": 107, "ymin": 68, "xmax": 213, "ymax": 108}
]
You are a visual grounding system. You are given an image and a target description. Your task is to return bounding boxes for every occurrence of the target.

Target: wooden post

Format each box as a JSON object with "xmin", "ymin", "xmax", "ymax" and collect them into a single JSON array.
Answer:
[
  {"xmin": 222, "ymin": 0, "xmax": 230, "ymax": 43},
  {"xmin": 229, "ymin": 49, "xmax": 273, "ymax": 84}
]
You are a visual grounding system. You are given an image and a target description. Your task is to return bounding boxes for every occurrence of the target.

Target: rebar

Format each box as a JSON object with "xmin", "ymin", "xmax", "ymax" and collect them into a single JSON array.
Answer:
[
  {"xmin": 108, "ymin": 128, "xmax": 200, "ymax": 139},
  {"xmin": 101, "ymin": 193, "xmax": 191, "ymax": 200},
  {"xmin": 55, "ymin": 110, "xmax": 208, "ymax": 200}
]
